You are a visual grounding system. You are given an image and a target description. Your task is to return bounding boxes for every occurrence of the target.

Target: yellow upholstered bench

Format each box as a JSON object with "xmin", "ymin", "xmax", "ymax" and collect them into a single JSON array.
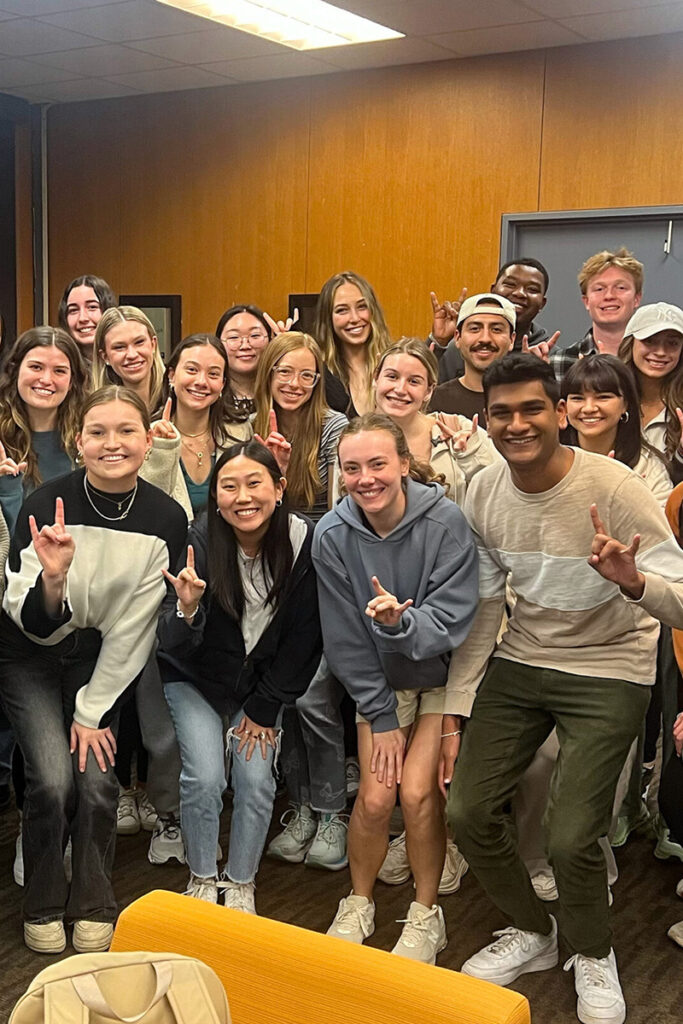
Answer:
[{"xmin": 112, "ymin": 890, "xmax": 530, "ymax": 1024}]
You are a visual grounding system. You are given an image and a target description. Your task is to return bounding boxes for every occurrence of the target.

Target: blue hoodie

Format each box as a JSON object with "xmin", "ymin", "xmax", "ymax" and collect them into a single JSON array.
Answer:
[{"xmin": 312, "ymin": 478, "xmax": 479, "ymax": 732}]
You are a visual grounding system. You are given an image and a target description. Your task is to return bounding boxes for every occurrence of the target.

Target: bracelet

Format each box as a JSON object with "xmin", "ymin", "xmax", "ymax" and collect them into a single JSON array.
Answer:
[
  {"xmin": 441, "ymin": 730, "xmax": 462, "ymax": 739},
  {"xmin": 176, "ymin": 599, "xmax": 198, "ymax": 621}
]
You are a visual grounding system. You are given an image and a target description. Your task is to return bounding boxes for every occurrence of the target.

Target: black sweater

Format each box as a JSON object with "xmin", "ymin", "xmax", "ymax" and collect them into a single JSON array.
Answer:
[{"xmin": 157, "ymin": 513, "xmax": 322, "ymax": 727}]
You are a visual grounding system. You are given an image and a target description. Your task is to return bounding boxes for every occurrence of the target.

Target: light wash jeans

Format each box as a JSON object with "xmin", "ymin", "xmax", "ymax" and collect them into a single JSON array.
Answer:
[{"xmin": 164, "ymin": 682, "xmax": 280, "ymax": 883}]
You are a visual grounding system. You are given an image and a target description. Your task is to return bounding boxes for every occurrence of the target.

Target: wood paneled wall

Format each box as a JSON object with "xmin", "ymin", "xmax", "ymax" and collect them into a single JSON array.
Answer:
[{"xmin": 44, "ymin": 31, "xmax": 683, "ymax": 342}]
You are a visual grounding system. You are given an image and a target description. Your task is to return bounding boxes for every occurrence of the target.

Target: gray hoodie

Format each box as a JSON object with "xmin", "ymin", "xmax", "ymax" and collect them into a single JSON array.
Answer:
[{"xmin": 312, "ymin": 478, "xmax": 479, "ymax": 732}]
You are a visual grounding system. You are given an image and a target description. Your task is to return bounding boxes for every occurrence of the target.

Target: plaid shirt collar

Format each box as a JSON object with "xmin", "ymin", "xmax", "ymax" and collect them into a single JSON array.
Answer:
[{"xmin": 549, "ymin": 328, "xmax": 598, "ymax": 381}]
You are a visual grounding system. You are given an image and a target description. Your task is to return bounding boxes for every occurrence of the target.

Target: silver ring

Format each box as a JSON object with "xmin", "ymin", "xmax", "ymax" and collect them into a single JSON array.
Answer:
[
  {"xmin": 244, "ymin": 730, "xmax": 252, "ymax": 737},
  {"xmin": 259, "ymin": 731, "xmax": 266, "ymax": 740}
]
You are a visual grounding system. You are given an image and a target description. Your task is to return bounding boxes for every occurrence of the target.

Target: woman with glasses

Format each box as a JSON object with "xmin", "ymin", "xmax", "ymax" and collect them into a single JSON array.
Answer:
[
  {"xmin": 216, "ymin": 305, "xmax": 273, "ymax": 421},
  {"xmin": 252, "ymin": 332, "xmax": 350, "ymax": 871}
]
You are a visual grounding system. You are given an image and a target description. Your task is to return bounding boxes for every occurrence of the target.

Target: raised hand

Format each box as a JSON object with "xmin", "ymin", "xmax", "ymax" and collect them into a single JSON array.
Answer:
[
  {"xmin": 522, "ymin": 331, "xmax": 560, "ymax": 362},
  {"xmin": 253, "ymin": 409, "xmax": 292, "ymax": 475},
  {"xmin": 429, "ymin": 288, "xmax": 466, "ymax": 346},
  {"xmin": 29, "ymin": 497, "xmax": 75, "ymax": 580},
  {"xmin": 235, "ymin": 714, "xmax": 278, "ymax": 762},
  {"xmin": 0, "ymin": 440, "xmax": 27, "ymax": 477},
  {"xmin": 151, "ymin": 397, "xmax": 176, "ymax": 440},
  {"xmin": 436, "ymin": 412, "xmax": 478, "ymax": 453},
  {"xmin": 365, "ymin": 575, "xmax": 413, "ymax": 627},
  {"xmin": 587, "ymin": 503, "xmax": 644, "ymax": 598},
  {"xmin": 264, "ymin": 309, "xmax": 299, "ymax": 335},
  {"xmin": 162, "ymin": 544, "xmax": 206, "ymax": 617}
]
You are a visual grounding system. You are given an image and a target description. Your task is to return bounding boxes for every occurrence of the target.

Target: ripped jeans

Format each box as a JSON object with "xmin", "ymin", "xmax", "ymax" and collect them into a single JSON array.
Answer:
[{"xmin": 164, "ymin": 682, "xmax": 281, "ymax": 883}]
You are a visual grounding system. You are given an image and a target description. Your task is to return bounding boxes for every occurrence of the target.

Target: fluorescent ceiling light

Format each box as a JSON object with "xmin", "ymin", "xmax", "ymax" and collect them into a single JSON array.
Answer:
[{"xmin": 155, "ymin": 0, "xmax": 404, "ymax": 50}]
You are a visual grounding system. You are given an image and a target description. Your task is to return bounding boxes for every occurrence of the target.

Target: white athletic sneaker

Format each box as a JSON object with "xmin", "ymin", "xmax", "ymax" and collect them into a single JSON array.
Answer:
[
  {"xmin": 667, "ymin": 921, "xmax": 683, "ymax": 948},
  {"xmin": 305, "ymin": 813, "xmax": 349, "ymax": 870},
  {"xmin": 266, "ymin": 804, "xmax": 316, "ymax": 863},
  {"xmin": 461, "ymin": 915, "xmax": 558, "ymax": 985},
  {"xmin": 531, "ymin": 869, "xmax": 558, "ymax": 902},
  {"xmin": 392, "ymin": 902, "xmax": 447, "ymax": 964},
  {"xmin": 654, "ymin": 818, "xmax": 683, "ymax": 862},
  {"xmin": 327, "ymin": 894, "xmax": 375, "ymax": 944},
  {"xmin": 24, "ymin": 920, "xmax": 66, "ymax": 954},
  {"xmin": 185, "ymin": 874, "xmax": 218, "ymax": 903},
  {"xmin": 137, "ymin": 791, "xmax": 158, "ymax": 832},
  {"xmin": 222, "ymin": 880, "xmax": 256, "ymax": 914},
  {"xmin": 72, "ymin": 920, "xmax": 114, "ymax": 953},
  {"xmin": 378, "ymin": 832, "xmax": 410, "ymax": 885},
  {"xmin": 564, "ymin": 949, "xmax": 626, "ymax": 1024},
  {"xmin": 116, "ymin": 788, "xmax": 140, "ymax": 835},
  {"xmin": 345, "ymin": 757, "xmax": 360, "ymax": 798},
  {"xmin": 148, "ymin": 816, "xmax": 186, "ymax": 865},
  {"xmin": 438, "ymin": 840, "xmax": 469, "ymax": 895}
]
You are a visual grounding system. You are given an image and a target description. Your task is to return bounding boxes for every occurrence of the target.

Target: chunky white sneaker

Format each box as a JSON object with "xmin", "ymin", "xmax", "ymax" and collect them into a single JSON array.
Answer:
[
  {"xmin": 222, "ymin": 880, "xmax": 256, "ymax": 914},
  {"xmin": 327, "ymin": 894, "xmax": 375, "ymax": 944},
  {"xmin": 137, "ymin": 791, "xmax": 158, "ymax": 832},
  {"xmin": 378, "ymin": 832, "xmax": 410, "ymax": 885},
  {"xmin": 531, "ymin": 869, "xmax": 558, "ymax": 902},
  {"xmin": 345, "ymin": 757, "xmax": 360, "ymax": 798},
  {"xmin": 564, "ymin": 949, "xmax": 626, "ymax": 1024},
  {"xmin": 185, "ymin": 874, "xmax": 218, "ymax": 903},
  {"xmin": 148, "ymin": 816, "xmax": 186, "ymax": 865},
  {"xmin": 73, "ymin": 921, "xmax": 114, "ymax": 953},
  {"xmin": 654, "ymin": 819, "xmax": 683, "ymax": 862},
  {"xmin": 438, "ymin": 840, "xmax": 469, "ymax": 895},
  {"xmin": 24, "ymin": 920, "xmax": 66, "ymax": 954},
  {"xmin": 461, "ymin": 915, "xmax": 558, "ymax": 985},
  {"xmin": 305, "ymin": 813, "xmax": 349, "ymax": 870},
  {"xmin": 667, "ymin": 921, "xmax": 683, "ymax": 947},
  {"xmin": 266, "ymin": 805, "xmax": 316, "ymax": 863},
  {"xmin": 392, "ymin": 902, "xmax": 447, "ymax": 964},
  {"xmin": 116, "ymin": 788, "xmax": 140, "ymax": 836}
]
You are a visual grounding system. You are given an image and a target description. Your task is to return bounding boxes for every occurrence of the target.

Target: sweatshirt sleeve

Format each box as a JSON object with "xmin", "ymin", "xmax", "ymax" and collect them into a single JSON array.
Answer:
[{"xmin": 313, "ymin": 526, "xmax": 399, "ymax": 733}]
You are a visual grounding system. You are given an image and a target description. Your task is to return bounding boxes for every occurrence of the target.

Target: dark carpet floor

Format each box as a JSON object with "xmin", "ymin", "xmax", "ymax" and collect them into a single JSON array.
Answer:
[{"xmin": 1, "ymin": 796, "xmax": 681, "ymax": 1024}]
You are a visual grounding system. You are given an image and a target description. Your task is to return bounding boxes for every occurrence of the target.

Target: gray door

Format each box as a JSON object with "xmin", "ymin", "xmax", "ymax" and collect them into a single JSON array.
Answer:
[{"xmin": 501, "ymin": 207, "xmax": 683, "ymax": 348}]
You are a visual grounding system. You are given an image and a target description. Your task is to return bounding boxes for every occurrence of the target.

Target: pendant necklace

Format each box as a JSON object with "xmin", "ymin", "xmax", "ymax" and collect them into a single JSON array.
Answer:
[{"xmin": 83, "ymin": 476, "xmax": 138, "ymax": 521}]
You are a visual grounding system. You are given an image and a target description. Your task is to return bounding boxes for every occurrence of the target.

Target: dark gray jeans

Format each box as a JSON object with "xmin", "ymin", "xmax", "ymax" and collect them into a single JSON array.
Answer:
[{"xmin": 0, "ymin": 623, "xmax": 119, "ymax": 924}]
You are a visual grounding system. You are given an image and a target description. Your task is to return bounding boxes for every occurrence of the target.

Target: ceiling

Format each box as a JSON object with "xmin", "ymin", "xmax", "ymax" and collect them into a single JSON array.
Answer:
[{"xmin": 1, "ymin": 0, "xmax": 682, "ymax": 104}]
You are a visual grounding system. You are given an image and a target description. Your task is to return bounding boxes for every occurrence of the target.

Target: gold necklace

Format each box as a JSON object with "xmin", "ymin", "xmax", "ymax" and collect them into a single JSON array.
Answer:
[{"xmin": 180, "ymin": 429, "xmax": 211, "ymax": 467}]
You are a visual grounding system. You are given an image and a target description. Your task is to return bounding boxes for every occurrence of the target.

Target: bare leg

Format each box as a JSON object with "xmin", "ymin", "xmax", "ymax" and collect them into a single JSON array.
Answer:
[{"xmin": 401, "ymin": 714, "xmax": 445, "ymax": 908}]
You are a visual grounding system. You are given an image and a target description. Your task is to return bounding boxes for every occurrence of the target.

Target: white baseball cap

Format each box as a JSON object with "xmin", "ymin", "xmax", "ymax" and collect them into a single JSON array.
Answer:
[
  {"xmin": 457, "ymin": 293, "xmax": 516, "ymax": 330},
  {"xmin": 624, "ymin": 302, "xmax": 683, "ymax": 340}
]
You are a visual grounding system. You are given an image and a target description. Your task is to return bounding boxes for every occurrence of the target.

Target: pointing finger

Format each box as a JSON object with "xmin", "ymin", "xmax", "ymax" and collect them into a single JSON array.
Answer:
[
  {"xmin": 55, "ymin": 497, "xmax": 65, "ymax": 530},
  {"xmin": 187, "ymin": 544, "xmax": 195, "ymax": 570},
  {"xmin": 589, "ymin": 502, "xmax": 607, "ymax": 536},
  {"xmin": 269, "ymin": 409, "xmax": 278, "ymax": 435},
  {"xmin": 521, "ymin": 335, "xmax": 529, "ymax": 353},
  {"xmin": 163, "ymin": 397, "xmax": 173, "ymax": 421},
  {"xmin": 430, "ymin": 291, "xmax": 440, "ymax": 312},
  {"xmin": 547, "ymin": 330, "xmax": 560, "ymax": 352}
]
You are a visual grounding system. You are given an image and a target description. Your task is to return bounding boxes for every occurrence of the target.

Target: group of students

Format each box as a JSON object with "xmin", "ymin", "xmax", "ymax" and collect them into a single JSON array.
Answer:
[{"xmin": 0, "ymin": 250, "xmax": 682, "ymax": 1024}]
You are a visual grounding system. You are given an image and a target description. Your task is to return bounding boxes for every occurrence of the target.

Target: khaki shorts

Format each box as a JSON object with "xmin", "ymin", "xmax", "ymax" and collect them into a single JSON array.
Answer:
[{"xmin": 356, "ymin": 686, "xmax": 445, "ymax": 729}]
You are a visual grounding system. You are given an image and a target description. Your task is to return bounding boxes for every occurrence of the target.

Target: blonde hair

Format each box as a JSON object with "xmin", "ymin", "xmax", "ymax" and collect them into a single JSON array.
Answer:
[
  {"xmin": 578, "ymin": 247, "xmax": 644, "ymax": 296},
  {"xmin": 374, "ymin": 337, "xmax": 438, "ymax": 392},
  {"xmin": 253, "ymin": 332, "xmax": 329, "ymax": 510},
  {"xmin": 314, "ymin": 272, "xmax": 392, "ymax": 408},
  {"xmin": 337, "ymin": 412, "xmax": 437, "ymax": 488},
  {"xmin": 618, "ymin": 333, "xmax": 683, "ymax": 460},
  {"xmin": 93, "ymin": 306, "xmax": 166, "ymax": 413}
]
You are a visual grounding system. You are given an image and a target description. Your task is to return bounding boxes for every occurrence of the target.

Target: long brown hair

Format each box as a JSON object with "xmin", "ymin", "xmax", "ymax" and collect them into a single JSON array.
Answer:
[
  {"xmin": 253, "ymin": 332, "xmax": 328, "ymax": 510},
  {"xmin": 618, "ymin": 332, "xmax": 683, "ymax": 459},
  {"xmin": 337, "ymin": 412, "xmax": 437, "ymax": 489},
  {"xmin": 0, "ymin": 327, "xmax": 87, "ymax": 485}
]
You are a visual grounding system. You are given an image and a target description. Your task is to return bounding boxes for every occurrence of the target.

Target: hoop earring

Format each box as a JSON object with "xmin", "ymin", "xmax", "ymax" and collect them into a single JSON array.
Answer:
[
  {"xmin": 276, "ymin": 498, "xmax": 283, "ymax": 507},
  {"xmin": 216, "ymin": 507, "xmax": 221, "ymax": 515},
  {"xmin": 620, "ymin": 411, "xmax": 630, "ymax": 423}
]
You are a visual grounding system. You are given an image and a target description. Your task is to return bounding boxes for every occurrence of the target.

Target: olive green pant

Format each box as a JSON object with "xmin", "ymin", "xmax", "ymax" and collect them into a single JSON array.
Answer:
[{"xmin": 448, "ymin": 658, "xmax": 650, "ymax": 959}]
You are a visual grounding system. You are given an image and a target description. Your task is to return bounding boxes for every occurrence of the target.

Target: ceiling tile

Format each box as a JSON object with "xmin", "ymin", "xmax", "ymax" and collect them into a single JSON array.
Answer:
[
  {"xmin": 0, "ymin": 0, "xmax": 122, "ymax": 13},
  {"xmin": 126, "ymin": 27, "xmax": 282, "ymax": 63},
  {"xmin": 366, "ymin": 0, "xmax": 542, "ymax": 34},
  {"xmin": 203, "ymin": 52, "xmax": 336, "ymax": 82},
  {"xmin": 559, "ymin": 4, "xmax": 683, "ymax": 41},
  {"xmin": 523, "ymin": 0, "xmax": 676, "ymax": 16},
  {"xmin": 318, "ymin": 35, "xmax": 455, "ymax": 70},
  {"xmin": 29, "ymin": 43, "xmax": 176, "ymax": 76},
  {"xmin": 104, "ymin": 63, "xmax": 235, "ymax": 91},
  {"xmin": 4, "ymin": 77, "xmax": 140, "ymax": 103},
  {"xmin": 432, "ymin": 19, "xmax": 586, "ymax": 56},
  {"xmin": 0, "ymin": 57, "xmax": 83, "ymax": 87},
  {"xmin": 0, "ymin": 17, "xmax": 102, "ymax": 56},
  {"xmin": 39, "ymin": 0, "xmax": 206, "ymax": 42}
]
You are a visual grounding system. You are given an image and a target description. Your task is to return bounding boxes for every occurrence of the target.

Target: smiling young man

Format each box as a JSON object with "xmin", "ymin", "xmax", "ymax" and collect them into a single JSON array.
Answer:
[
  {"xmin": 550, "ymin": 248, "xmax": 643, "ymax": 383},
  {"xmin": 444, "ymin": 354, "xmax": 683, "ymax": 1024},
  {"xmin": 428, "ymin": 293, "xmax": 515, "ymax": 420}
]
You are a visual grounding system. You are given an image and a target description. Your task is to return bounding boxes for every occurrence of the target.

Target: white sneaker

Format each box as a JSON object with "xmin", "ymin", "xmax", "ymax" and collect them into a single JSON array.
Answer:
[
  {"xmin": 438, "ymin": 840, "xmax": 469, "ymax": 895},
  {"xmin": 654, "ymin": 817, "xmax": 683, "ymax": 862},
  {"xmin": 667, "ymin": 921, "xmax": 683, "ymax": 948},
  {"xmin": 345, "ymin": 757, "xmax": 360, "ymax": 798},
  {"xmin": 148, "ymin": 816, "xmax": 186, "ymax": 865},
  {"xmin": 378, "ymin": 832, "xmax": 410, "ymax": 885},
  {"xmin": 24, "ymin": 920, "xmax": 66, "ymax": 954},
  {"xmin": 185, "ymin": 874, "xmax": 218, "ymax": 903},
  {"xmin": 222, "ymin": 880, "xmax": 256, "ymax": 914},
  {"xmin": 392, "ymin": 902, "xmax": 447, "ymax": 964},
  {"xmin": 72, "ymin": 920, "xmax": 114, "ymax": 953},
  {"xmin": 564, "ymin": 949, "xmax": 626, "ymax": 1024},
  {"xmin": 116, "ymin": 788, "xmax": 140, "ymax": 836},
  {"xmin": 137, "ymin": 791, "xmax": 158, "ymax": 832},
  {"xmin": 327, "ymin": 894, "xmax": 375, "ymax": 944},
  {"xmin": 305, "ymin": 813, "xmax": 349, "ymax": 870},
  {"xmin": 266, "ymin": 805, "xmax": 316, "ymax": 863},
  {"xmin": 461, "ymin": 915, "xmax": 558, "ymax": 985},
  {"xmin": 531, "ymin": 869, "xmax": 558, "ymax": 902}
]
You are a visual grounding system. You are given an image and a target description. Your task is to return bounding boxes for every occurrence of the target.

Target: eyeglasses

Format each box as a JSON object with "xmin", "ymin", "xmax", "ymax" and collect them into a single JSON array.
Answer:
[
  {"xmin": 222, "ymin": 331, "xmax": 269, "ymax": 347},
  {"xmin": 272, "ymin": 366, "xmax": 320, "ymax": 388}
]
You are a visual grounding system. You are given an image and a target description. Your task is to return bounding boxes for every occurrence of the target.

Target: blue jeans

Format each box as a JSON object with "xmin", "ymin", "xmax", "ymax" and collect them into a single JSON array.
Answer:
[
  {"xmin": 0, "ymin": 623, "xmax": 119, "ymax": 924},
  {"xmin": 164, "ymin": 682, "xmax": 280, "ymax": 883}
]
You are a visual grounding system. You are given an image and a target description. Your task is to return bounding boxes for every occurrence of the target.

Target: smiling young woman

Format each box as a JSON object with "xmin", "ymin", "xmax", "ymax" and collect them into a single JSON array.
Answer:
[
  {"xmin": 57, "ymin": 275, "xmax": 117, "ymax": 361},
  {"xmin": 92, "ymin": 306, "xmax": 166, "ymax": 414},
  {"xmin": 0, "ymin": 385, "xmax": 187, "ymax": 955}
]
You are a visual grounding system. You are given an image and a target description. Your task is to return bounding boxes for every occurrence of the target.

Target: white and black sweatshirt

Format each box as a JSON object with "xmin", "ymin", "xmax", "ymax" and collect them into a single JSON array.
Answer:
[{"xmin": 2, "ymin": 468, "xmax": 187, "ymax": 729}]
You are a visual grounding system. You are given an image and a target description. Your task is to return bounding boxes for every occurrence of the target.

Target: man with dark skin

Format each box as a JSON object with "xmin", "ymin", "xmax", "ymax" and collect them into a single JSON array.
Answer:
[{"xmin": 430, "ymin": 260, "xmax": 553, "ymax": 383}]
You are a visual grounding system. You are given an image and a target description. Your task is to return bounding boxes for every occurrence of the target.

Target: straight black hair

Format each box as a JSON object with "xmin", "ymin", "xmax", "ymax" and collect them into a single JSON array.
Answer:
[
  {"xmin": 215, "ymin": 304, "xmax": 272, "ymax": 341},
  {"xmin": 483, "ymin": 353, "xmax": 560, "ymax": 406},
  {"xmin": 494, "ymin": 258, "xmax": 549, "ymax": 294},
  {"xmin": 207, "ymin": 441, "xmax": 293, "ymax": 621}
]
